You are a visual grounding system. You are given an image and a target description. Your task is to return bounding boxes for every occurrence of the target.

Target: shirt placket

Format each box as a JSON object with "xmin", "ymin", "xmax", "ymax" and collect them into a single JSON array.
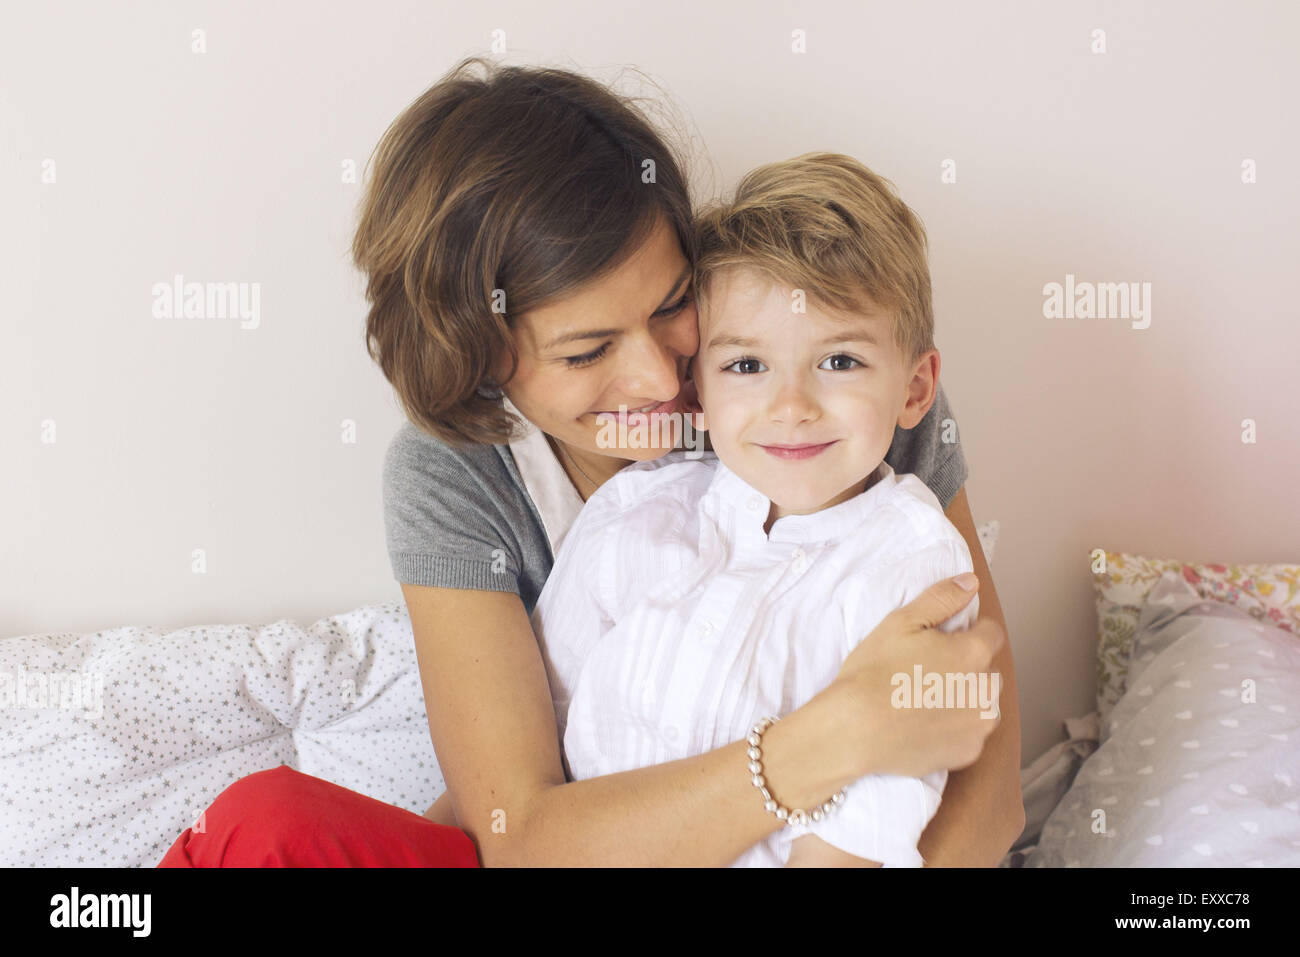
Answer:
[{"xmin": 698, "ymin": 545, "xmax": 818, "ymax": 748}]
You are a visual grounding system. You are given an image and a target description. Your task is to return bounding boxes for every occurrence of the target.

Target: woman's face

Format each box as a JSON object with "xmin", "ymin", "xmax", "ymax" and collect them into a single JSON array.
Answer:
[{"xmin": 495, "ymin": 215, "xmax": 701, "ymax": 473}]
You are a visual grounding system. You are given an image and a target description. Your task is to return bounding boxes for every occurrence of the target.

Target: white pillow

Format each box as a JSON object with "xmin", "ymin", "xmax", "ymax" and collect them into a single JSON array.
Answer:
[{"xmin": 0, "ymin": 602, "xmax": 444, "ymax": 867}]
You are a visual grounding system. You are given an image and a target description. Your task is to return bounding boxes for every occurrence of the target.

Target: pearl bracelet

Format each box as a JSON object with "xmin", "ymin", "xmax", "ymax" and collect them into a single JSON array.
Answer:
[{"xmin": 746, "ymin": 715, "xmax": 847, "ymax": 826}]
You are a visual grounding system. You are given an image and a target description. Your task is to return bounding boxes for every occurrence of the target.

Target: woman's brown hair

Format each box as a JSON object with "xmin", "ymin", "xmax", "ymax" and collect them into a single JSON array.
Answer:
[{"xmin": 353, "ymin": 57, "xmax": 696, "ymax": 446}]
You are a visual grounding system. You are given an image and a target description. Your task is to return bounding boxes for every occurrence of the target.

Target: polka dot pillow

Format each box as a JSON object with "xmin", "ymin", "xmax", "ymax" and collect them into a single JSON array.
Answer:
[
  {"xmin": 1092, "ymin": 549, "xmax": 1300, "ymax": 722},
  {"xmin": 0, "ymin": 602, "xmax": 447, "ymax": 867}
]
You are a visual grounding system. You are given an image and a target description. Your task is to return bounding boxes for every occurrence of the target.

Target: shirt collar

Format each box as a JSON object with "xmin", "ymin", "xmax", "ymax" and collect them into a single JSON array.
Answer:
[
  {"xmin": 501, "ymin": 393, "xmax": 586, "ymax": 555},
  {"xmin": 703, "ymin": 455, "xmax": 900, "ymax": 546}
]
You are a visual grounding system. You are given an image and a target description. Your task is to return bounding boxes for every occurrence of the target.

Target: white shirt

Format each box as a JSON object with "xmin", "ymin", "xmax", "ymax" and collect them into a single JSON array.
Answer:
[
  {"xmin": 529, "ymin": 449, "xmax": 980, "ymax": 867},
  {"xmin": 501, "ymin": 394, "xmax": 587, "ymax": 555}
]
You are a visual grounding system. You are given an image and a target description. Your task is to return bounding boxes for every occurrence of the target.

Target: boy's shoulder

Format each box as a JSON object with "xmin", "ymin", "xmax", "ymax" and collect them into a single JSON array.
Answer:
[
  {"xmin": 598, "ymin": 449, "xmax": 718, "ymax": 511},
  {"xmin": 853, "ymin": 468, "xmax": 970, "ymax": 565}
]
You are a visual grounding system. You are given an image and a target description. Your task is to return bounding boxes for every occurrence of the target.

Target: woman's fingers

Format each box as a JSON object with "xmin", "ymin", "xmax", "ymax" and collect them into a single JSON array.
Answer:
[
  {"xmin": 892, "ymin": 573, "xmax": 980, "ymax": 632},
  {"xmin": 830, "ymin": 574, "xmax": 1008, "ymax": 778}
]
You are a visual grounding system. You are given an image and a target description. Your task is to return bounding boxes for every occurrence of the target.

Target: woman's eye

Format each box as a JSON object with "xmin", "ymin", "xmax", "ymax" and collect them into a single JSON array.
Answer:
[
  {"xmin": 722, "ymin": 357, "xmax": 766, "ymax": 374},
  {"xmin": 654, "ymin": 295, "xmax": 694, "ymax": 317},
  {"xmin": 563, "ymin": 297, "xmax": 692, "ymax": 370},
  {"xmin": 820, "ymin": 354, "xmax": 864, "ymax": 371},
  {"xmin": 564, "ymin": 343, "xmax": 610, "ymax": 368}
]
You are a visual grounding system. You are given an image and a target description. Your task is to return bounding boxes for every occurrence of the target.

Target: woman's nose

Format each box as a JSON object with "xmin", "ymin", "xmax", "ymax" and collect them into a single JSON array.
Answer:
[
  {"xmin": 619, "ymin": 317, "xmax": 696, "ymax": 401},
  {"xmin": 620, "ymin": 347, "xmax": 685, "ymax": 402}
]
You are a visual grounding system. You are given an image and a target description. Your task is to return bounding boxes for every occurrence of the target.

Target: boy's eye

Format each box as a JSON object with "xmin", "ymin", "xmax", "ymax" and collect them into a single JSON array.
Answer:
[
  {"xmin": 564, "ymin": 343, "xmax": 610, "ymax": 368},
  {"xmin": 722, "ymin": 357, "xmax": 766, "ymax": 374},
  {"xmin": 721, "ymin": 355, "xmax": 865, "ymax": 374}
]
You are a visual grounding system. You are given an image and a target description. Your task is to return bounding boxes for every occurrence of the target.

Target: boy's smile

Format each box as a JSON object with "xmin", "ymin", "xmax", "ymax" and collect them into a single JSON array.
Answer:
[{"xmin": 693, "ymin": 266, "xmax": 939, "ymax": 528}]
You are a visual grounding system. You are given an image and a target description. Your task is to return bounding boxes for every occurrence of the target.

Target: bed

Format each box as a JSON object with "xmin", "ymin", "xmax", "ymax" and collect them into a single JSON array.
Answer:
[{"xmin": 5, "ymin": 533, "xmax": 1295, "ymax": 867}]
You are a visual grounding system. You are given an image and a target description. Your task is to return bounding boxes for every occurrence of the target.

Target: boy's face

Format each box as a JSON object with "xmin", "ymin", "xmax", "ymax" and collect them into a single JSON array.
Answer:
[{"xmin": 695, "ymin": 266, "xmax": 936, "ymax": 520}]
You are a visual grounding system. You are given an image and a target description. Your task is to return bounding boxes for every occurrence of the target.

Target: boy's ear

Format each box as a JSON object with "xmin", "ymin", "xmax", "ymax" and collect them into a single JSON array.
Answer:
[{"xmin": 897, "ymin": 349, "xmax": 940, "ymax": 429}]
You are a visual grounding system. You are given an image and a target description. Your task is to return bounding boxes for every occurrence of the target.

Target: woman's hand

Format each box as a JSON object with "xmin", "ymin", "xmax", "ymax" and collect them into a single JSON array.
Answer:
[{"xmin": 831, "ymin": 575, "xmax": 1006, "ymax": 780}]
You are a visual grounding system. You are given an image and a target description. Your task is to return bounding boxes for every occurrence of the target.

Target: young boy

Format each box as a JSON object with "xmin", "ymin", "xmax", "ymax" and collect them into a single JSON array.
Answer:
[{"xmin": 529, "ymin": 153, "xmax": 980, "ymax": 867}]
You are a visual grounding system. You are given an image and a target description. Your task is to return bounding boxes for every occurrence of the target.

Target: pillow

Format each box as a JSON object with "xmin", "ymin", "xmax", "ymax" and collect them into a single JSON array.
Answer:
[
  {"xmin": 1092, "ymin": 550, "xmax": 1300, "ymax": 722},
  {"xmin": 1029, "ymin": 570, "xmax": 1300, "ymax": 866},
  {"xmin": 0, "ymin": 601, "xmax": 444, "ymax": 867}
]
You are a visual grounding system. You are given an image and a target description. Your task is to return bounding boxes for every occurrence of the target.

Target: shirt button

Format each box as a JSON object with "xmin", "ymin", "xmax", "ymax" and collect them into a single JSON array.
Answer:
[
  {"xmin": 697, "ymin": 620, "xmax": 714, "ymax": 637},
  {"xmin": 663, "ymin": 725, "xmax": 678, "ymax": 741},
  {"xmin": 747, "ymin": 496, "xmax": 763, "ymax": 512}
]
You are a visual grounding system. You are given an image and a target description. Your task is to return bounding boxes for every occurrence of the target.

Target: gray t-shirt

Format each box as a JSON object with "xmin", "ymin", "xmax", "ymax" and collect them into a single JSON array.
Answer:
[{"xmin": 383, "ymin": 382, "xmax": 969, "ymax": 616}]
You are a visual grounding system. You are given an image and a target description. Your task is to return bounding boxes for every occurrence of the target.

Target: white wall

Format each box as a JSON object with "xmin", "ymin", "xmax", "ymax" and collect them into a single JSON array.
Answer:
[{"xmin": 3, "ymin": 0, "xmax": 1297, "ymax": 763}]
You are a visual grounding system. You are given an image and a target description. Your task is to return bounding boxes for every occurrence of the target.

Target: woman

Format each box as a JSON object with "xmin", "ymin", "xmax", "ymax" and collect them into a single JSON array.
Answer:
[{"xmin": 159, "ymin": 56, "xmax": 1022, "ymax": 868}]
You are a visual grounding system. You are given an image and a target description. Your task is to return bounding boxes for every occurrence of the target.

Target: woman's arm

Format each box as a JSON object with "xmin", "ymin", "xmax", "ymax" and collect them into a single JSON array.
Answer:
[
  {"xmin": 422, "ymin": 790, "xmax": 455, "ymax": 825},
  {"xmin": 403, "ymin": 582, "xmax": 860, "ymax": 867},
  {"xmin": 405, "ymin": 568, "xmax": 1005, "ymax": 866},
  {"xmin": 917, "ymin": 486, "xmax": 1025, "ymax": 866}
]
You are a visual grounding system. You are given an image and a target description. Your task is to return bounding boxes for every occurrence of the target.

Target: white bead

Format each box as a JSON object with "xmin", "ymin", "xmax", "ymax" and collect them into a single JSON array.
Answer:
[
  {"xmin": 810, "ymin": 809, "xmax": 823, "ymax": 822},
  {"xmin": 831, "ymin": 791, "xmax": 845, "ymax": 805},
  {"xmin": 751, "ymin": 774, "xmax": 765, "ymax": 787},
  {"xmin": 776, "ymin": 808, "xmax": 788, "ymax": 821},
  {"xmin": 764, "ymin": 800, "xmax": 778, "ymax": 812},
  {"xmin": 747, "ymin": 760, "xmax": 762, "ymax": 774},
  {"xmin": 746, "ymin": 732, "xmax": 761, "ymax": 746},
  {"xmin": 746, "ymin": 746, "xmax": 761, "ymax": 760}
]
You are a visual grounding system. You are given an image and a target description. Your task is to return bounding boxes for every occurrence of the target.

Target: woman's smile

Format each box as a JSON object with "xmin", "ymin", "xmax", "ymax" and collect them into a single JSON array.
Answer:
[{"xmin": 592, "ymin": 396, "xmax": 681, "ymax": 421}]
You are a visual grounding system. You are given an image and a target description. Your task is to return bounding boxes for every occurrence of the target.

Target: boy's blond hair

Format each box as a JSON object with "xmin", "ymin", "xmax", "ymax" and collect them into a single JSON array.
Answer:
[{"xmin": 694, "ymin": 152, "xmax": 934, "ymax": 367}]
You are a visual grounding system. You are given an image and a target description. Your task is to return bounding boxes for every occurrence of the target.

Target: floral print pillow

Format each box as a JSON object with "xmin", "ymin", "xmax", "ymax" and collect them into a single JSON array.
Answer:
[{"xmin": 1092, "ymin": 550, "xmax": 1300, "ymax": 721}]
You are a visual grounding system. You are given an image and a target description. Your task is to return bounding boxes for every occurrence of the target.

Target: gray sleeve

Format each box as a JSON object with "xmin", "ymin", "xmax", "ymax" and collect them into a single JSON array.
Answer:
[
  {"xmin": 884, "ymin": 380, "xmax": 969, "ymax": 511},
  {"xmin": 381, "ymin": 423, "xmax": 524, "ymax": 593}
]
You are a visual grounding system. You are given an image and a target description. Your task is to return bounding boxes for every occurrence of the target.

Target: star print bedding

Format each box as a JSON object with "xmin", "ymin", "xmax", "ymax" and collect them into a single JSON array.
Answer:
[
  {"xmin": 1026, "ymin": 570, "xmax": 1300, "ymax": 866},
  {"xmin": 0, "ymin": 602, "xmax": 445, "ymax": 867}
]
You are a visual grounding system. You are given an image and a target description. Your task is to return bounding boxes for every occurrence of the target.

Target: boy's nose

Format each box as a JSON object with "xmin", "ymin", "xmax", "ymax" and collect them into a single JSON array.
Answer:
[{"xmin": 768, "ymin": 377, "xmax": 820, "ymax": 423}]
